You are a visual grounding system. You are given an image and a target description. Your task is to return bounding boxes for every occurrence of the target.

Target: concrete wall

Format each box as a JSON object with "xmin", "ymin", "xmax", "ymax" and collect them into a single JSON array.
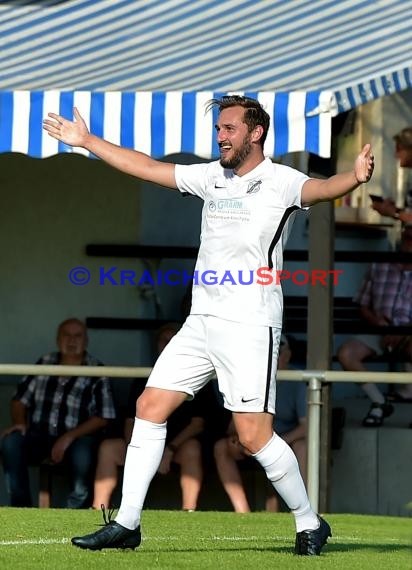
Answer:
[
  {"xmin": 1, "ymin": 152, "xmax": 144, "ymax": 367},
  {"xmin": 330, "ymin": 398, "xmax": 412, "ymax": 517}
]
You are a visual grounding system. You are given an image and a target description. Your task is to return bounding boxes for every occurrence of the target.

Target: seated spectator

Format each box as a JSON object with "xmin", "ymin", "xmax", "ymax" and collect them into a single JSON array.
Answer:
[
  {"xmin": 337, "ymin": 228, "xmax": 412, "ymax": 427},
  {"xmin": 93, "ymin": 323, "xmax": 218, "ymax": 512},
  {"xmin": 371, "ymin": 127, "xmax": 412, "ymax": 225},
  {"xmin": 1, "ymin": 318, "xmax": 116, "ymax": 508},
  {"xmin": 213, "ymin": 335, "xmax": 307, "ymax": 512}
]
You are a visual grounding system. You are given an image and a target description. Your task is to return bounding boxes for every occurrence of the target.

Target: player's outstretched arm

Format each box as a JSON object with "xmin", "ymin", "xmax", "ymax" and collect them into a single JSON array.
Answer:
[
  {"xmin": 43, "ymin": 108, "xmax": 177, "ymax": 189},
  {"xmin": 301, "ymin": 144, "xmax": 374, "ymax": 206}
]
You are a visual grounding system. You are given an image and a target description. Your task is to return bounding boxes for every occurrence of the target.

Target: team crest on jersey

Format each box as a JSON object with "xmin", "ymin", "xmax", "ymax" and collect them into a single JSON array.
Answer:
[{"xmin": 246, "ymin": 179, "xmax": 262, "ymax": 194}]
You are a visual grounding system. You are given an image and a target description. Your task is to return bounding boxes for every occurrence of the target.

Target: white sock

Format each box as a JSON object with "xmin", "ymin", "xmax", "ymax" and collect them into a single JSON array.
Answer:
[
  {"xmin": 115, "ymin": 417, "xmax": 166, "ymax": 530},
  {"xmin": 362, "ymin": 383, "xmax": 385, "ymax": 405},
  {"xmin": 253, "ymin": 433, "xmax": 318, "ymax": 532}
]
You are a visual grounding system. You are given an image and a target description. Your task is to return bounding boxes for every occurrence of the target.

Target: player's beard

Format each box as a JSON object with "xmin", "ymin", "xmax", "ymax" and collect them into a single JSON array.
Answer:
[{"xmin": 219, "ymin": 133, "xmax": 252, "ymax": 169}]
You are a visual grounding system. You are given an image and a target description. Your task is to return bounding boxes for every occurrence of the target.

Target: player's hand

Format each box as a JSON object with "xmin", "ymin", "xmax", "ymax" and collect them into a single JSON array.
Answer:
[
  {"xmin": 43, "ymin": 107, "xmax": 89, "ymax": 147},
  {"xmin": 354, "ymin": 144, "xmax": 374, "ymax": 184}
]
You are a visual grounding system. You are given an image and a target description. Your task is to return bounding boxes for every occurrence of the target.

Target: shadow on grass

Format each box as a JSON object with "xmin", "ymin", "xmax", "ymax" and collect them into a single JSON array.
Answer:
[
  {"xmin": 125, "ymin": 541, "xmax": 411, "ymax": 555},
  {"xmin": 319, "ymin": 541, "xmax": 412, "ymax": 554}
]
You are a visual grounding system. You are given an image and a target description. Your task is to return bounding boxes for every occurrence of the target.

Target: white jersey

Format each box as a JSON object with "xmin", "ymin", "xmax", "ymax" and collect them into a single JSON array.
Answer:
[{"xmin": 175, "ymin": 158, "xmax": 309, "ymax": 327}]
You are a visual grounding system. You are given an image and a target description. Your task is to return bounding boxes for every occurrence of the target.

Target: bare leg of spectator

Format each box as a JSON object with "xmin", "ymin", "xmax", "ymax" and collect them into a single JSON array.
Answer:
[
  {"xmin": 291, "ymin": 438, "xmax": 307, "ymax": 483},
  {"xmin": 265, "ymin": 493, "xmax": 280, "ymax": 512},
  {"xmin": 338, "ymin": 339, "xmax": 385, "ymax": 402},
  {"xmin": 337, "ymin": 339, "xmax": 396, "ymax": 426},
  {"xmin": 214, "ymin": 437, "xmax": 250, "ymax": 513},
  {"xmin": 174, "ymin": 438, "xmax": 203, "ymax": 511},
  {"xmin": 93, "ymin": 438, "xmax": 126, "ymax": 509}
]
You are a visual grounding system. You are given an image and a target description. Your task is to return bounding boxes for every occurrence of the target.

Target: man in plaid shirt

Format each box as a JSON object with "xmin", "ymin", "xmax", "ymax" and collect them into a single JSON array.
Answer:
[
  {"xmin": 338, "ymin": 228, "xmax": 412, "ymax": 427},
  {"xmin": 1, "ymin": 318, "xmax": 116, "ymax": 508}
]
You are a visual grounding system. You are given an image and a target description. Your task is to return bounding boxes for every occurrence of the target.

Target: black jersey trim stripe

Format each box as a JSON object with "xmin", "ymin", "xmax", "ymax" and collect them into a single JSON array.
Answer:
[
  {"xmin": 267, "ymin": 205, "xmax": 300, "ymax": 269},
  {"xmin": 264, "ymin": 327, "xmax": 274, "ymax": 412},
  {"xmin": 181, "ymin": 192, "xmax": 202, "ymax": 199}
]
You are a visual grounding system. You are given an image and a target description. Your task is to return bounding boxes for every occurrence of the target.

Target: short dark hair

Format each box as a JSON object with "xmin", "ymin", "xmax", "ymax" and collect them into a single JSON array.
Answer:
[
  {"xmin": 206, "ymin": 95, "xmax": 270, "ymax": 148},
  {"xmin": 57, "ymin": 318, "xmax": 87, "ymax": 337},
  {"xmin": 394, "ymin": 127, "xmax": 412, "ymax": 149}
]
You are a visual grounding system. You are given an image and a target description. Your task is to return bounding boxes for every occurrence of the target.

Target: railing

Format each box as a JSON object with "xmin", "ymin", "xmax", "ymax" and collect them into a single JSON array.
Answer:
[{"xmin": 1, "ymin": 364, "xmax": 411, "ymax": 512}]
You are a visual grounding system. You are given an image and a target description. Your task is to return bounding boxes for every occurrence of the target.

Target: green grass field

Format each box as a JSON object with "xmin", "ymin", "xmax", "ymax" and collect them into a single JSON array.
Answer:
[{"xmin": 0, "ymin": 508, "xmax": 410, "ymax": 569}]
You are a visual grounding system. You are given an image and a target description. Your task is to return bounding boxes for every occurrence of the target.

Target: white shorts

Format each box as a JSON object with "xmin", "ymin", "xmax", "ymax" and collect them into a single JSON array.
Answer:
[
  {"xmin": 146, "ymin": 314, "xmax": 282, "ymax": 414},
  {"xmin": 352, "ymin": 334, "xmax": 383, "ymax": 355}
]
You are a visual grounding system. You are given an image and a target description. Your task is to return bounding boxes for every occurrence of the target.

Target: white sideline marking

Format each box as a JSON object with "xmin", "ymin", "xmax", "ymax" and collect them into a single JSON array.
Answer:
[
  {"xmin": 0, "ymin": 534, "xmax": 401, "ymax": 548},
  {"xmin": 0, "ymin": 535, "xmax": 273, "ymax": 547},
  {"xmin": 0, "ymin": 538, "xmax": 70, "ymax": 546}
]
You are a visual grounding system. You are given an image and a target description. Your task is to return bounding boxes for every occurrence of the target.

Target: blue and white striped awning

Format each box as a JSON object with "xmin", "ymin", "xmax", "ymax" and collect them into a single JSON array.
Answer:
[
  {"xmin": 1, "ymin": 0, "xmax": 411, "ymax": 159},
  {"xmin": 0, "ymin": 89, "xmax": 334, "ymax": 159}
]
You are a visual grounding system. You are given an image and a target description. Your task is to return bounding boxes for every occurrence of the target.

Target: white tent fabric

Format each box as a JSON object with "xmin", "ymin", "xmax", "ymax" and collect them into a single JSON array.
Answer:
[
  {"xmin": 0, "ymin": 0, "xmax": 411, "ymax": 159},
  {"xmin": 0, "ymin": 89, "xmax": 334, "ymax": 158}
]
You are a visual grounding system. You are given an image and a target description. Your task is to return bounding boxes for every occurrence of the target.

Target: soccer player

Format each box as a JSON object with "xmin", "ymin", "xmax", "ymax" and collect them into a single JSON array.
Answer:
[{"xmin": 43, "ymin": 95, "xmax": 374, "ymax": 555}]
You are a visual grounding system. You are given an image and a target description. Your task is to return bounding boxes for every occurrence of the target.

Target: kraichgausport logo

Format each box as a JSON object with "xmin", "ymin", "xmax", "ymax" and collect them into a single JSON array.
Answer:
[{"xmin": 68, "ymin": 267, "xmax": 343, "ymax": 286}]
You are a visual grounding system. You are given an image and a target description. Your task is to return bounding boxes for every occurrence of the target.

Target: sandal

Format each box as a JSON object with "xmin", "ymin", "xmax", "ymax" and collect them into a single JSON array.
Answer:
[{"xmin": 362, "ymin": 403, "xmax": 394, "ymax": 427}]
